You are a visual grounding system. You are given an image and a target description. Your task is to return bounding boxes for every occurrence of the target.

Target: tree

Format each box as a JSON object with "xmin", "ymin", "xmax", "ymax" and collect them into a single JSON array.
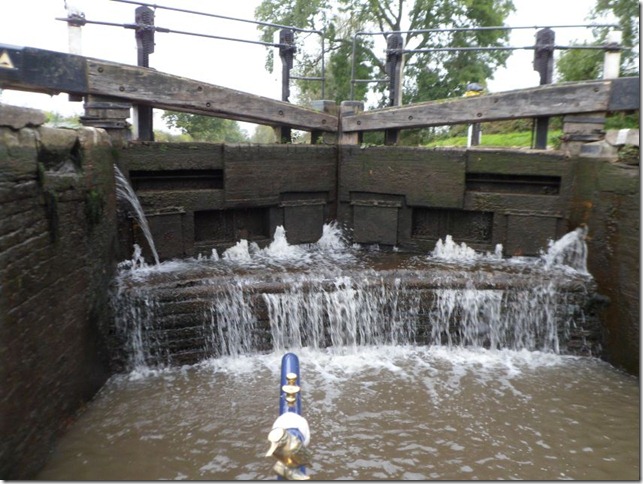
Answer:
[
  {"xmin": 161, "ymin": 112, "xmax": 248, "ymax": 143},
  {"xmin": 592, "ymin": 0, "xmax": 639, "ymax": 74},
  {"xmin": 251, "ymin": 124, "xmax": 278, "ymax": 143},
  {"xmin": 44, "ymin": 112, "xmax": 81, "ymax": 128},
  {"xmin": 255, "ymin": 0, "xmax": 515, "ymax": 106},
  {"xmin": 557, "ymin": 0, "xmax": 639, "ymax": 82}
]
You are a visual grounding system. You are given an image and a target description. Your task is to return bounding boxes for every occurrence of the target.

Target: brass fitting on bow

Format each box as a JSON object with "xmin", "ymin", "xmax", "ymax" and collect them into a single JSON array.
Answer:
[
  {"xmin": 282, "ymin": 372, "xmax": 300, "ymax": 407},
  {"xmin": 272, "ymin": 460, "xmax": 310, "ymax": 481},
  {"xmin": 265, "ymin": 427, "xmax": 312, "ymax": 469},
  {"xmin": 268, "ymin": 355, "xmax": 311, "ymax": 480}
]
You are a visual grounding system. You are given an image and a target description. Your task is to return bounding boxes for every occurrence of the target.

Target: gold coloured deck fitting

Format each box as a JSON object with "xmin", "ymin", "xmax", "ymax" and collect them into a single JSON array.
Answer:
[
  {"xmin": 282, "ymin": 372, "xmax": 300, "ymax": 407},
  {"xmin": 272, "ymin": 460, "xmax": 310, "ymax": 480},
  {"xmin": 265, "ymin": 427, "xmax": 312, "ymax": 467}
]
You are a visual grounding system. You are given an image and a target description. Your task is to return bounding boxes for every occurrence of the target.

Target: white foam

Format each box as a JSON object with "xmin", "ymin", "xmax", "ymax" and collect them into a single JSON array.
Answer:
[
  {"xmin": 541, "ymin": 225, "xmax": 589, "ymax": 274},
  {"xmin": 316, "ymin": 221, "xmax": 349, "ymax": 251},
  {"xmin": 430, "ymin": 235, "xmax": 503, "ymax": 262},
  {"xmin": 261, "ymin": 226, "xmax": 308, "ymax": 260},
  {"xmin": 222, "ymin": 239, "xmax": 252, "ymax": 261}
]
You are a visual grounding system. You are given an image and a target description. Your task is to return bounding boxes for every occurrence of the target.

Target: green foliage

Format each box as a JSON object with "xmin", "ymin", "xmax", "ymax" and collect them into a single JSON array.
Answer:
[
  {"xmin": 425, "ymin": 129, "xmax": 563, "ymax": 148},
  {"xmin": 153, "ymin": 130, "xmax": 193, "ymax": 143},
  {"xmin": 251, "ymin": 125, "xmax": 278, "ymax": 143},
  {"xmin": 161, "ymin": 111, "xmax": 248, "ymax": 143},
  {"xmin": 256, "ymin": 0, "xmax": 515, "ymax": 105},
  {"xmin": 556, "ymin": 44, "xmax": 603, "ymax": 82},
  {"xmin": 44, "ymin": 112, "xmax": 81, "ymax": 128},
  {"xmin": 557, "ymin": 0, "xmax": 639, "ymax": 82},
  {"xmin": 617, "ymin": 144, "xmax": 639, "ymax": 164},
  {"xmin": 605, "ymin": 112, "xmax": 639, "ymax": 129}
]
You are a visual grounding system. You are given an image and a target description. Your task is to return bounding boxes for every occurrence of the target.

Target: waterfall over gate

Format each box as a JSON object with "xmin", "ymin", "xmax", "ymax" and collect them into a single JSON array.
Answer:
[{"xmin": 110, "ymin": 225, "xmax": 601, "ymax": 371}]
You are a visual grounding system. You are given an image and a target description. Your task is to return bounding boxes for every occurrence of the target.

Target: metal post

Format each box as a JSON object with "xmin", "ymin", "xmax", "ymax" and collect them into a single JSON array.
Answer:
[
  {"xmin": 385, "ymin": 33, "xmax": 404, "ymax": 145},
  {"xmin": 134, "ymin": 6, "xmax": 155, "ymax": 141},
  {"xmin": 386, "ymin": 33, "xmax": 404, "ymax": 107},
  {"xmin": 532, "ymin": 27, "xmax": 555, "ymax": 149},
  {"xmin": 603, "ymin": 30, "xmax": 622, "ymax": 79},
  {"xmin": 278, "ymin": 29, "xmax": 296, "ymax": 143},
  {"xmin": 64, "ymin": 4, "xmax": 85, "ymax": 102},
  {"xmin": 464, "ymin": 82, "xmax": 484, "ymax": 147}
]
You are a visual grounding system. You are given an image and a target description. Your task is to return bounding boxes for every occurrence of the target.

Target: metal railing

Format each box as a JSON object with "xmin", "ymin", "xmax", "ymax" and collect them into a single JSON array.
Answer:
[
  {"xmin": 349, "ymin": 23, "xmax": 623, "ymax": 147},
  {"xmin": 57, "ymin": 0, "xmax": 327, "ymax": 141},
  {"xmin": 349, "ymin": 23, "xmax": 621, "ymax": 101}
]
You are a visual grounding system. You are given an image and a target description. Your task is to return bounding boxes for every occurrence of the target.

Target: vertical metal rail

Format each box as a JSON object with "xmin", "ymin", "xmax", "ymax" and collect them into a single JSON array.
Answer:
[
  {"xmin": 279, "ymin": 29, "xmax": 296, "ymax": 143},
  {"xmin": 134, "ymin": 5, "xmax": 155, "ymax": 141},
  {"xmin": 532, "ymin": 27, "xmax": 555, "ymax": 149},
  {"xmin": 111, "ymin": 0, "xmax": 327, "ymax": 100},
  {"xmin": 384, "ymin": 32, "xmax": 404, "ymax": 145}
]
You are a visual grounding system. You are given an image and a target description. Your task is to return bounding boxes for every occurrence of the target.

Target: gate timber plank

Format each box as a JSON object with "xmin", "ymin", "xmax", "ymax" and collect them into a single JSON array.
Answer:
[
  {"xmin": 86, "ymin": 60, "xmax": 337, "ymax": 132},
  {"xmin": 341, "ymin": 80, "xmax": 621, "ymax": 132}
]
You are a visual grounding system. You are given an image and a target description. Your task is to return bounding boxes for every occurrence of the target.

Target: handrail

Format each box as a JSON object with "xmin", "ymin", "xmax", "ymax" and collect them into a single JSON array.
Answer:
[
  {"xmin": 0, "ymin": 44, "xmax": 637, "ymax": 140},
  {"xmin": 349, "ymin": 23, "xmax": 621, "ymax": 100},
  {"xmin": 109, "ymin": 0, "xmax": 327, "ymax": 98}
]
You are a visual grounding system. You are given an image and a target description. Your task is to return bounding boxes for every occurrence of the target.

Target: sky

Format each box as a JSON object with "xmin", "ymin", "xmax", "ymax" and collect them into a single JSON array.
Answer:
[{"xmin": 0, "ymin": 0, "xmax": 606, "ymax": 133}]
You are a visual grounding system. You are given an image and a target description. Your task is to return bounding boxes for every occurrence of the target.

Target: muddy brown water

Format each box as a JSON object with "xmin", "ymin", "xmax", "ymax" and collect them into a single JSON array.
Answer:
[{"xmin": 37, "ymin": 347, "xmax": 639, "ymax": 480}]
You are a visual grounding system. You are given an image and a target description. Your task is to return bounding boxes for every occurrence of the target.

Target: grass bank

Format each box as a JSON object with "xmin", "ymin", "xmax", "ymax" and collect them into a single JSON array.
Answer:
[{"xmin": 425, "ymin": 130, "xmax": 563, "ymax": 149}]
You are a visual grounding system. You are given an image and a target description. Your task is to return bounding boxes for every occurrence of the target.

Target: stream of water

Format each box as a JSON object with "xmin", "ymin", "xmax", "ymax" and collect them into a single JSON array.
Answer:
[
  {"xmin": 36, "ymin": 222, "xmax": 638, "ymax": 480},
  {"xmin": 114, "ymin": 165, "xmax": 160, "ymax": 266}
]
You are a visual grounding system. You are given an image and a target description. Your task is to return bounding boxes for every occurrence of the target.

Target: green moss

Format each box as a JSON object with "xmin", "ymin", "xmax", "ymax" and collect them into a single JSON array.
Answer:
[
  {"xmin": 43, "ymin": 190, "xmax": 59, "ymax": 243},
  {"xmin": 36, "ymin": 162, "xmax": 46, "ymax": 187},
  {"xmin": 618, "ymin": 145, "xmax": 639, "ymax": 164},
  {"xmin": 85, "ymin": 189, "xmax": 104, "ymax": 231}
]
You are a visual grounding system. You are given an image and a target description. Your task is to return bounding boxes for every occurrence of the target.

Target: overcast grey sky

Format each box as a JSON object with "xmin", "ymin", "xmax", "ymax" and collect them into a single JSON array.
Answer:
[{"xmin": 0, "ymin": 0, "xmax": 603, "ymax": 124}]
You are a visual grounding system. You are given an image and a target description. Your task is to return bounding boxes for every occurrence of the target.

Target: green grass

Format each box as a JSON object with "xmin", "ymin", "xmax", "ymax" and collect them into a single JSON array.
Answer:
[{"xmin": 425, "ymin": 130, "xmax": 563, "ymax": 149}]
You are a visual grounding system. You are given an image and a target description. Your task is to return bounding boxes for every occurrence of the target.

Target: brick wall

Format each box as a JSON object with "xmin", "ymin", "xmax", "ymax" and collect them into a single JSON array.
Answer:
[{"xmin": 0, "ymin": 120, "xmax": 117, "ymax": 479}]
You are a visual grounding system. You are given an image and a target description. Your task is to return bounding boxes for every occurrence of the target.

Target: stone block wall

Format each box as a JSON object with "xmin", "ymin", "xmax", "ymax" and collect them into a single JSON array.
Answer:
[{"xmin": 0, "ymin": 116, "xmax": 117, "ymax": 478}]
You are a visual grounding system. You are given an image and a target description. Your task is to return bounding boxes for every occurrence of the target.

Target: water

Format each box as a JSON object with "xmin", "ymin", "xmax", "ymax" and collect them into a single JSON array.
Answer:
[
  {"xmin": 36, "ymin": 348, "xmax": 639, "ymax": 480},
  {"xmin": 35, "ymin": 225, "xmax": 639, "ymax": 480},
  {"xmin": 111, "ymin": 224, "xmax": 599, "ymax": 369},
  {"xmin": 114, "ymin": 165, "xmax": 160, "ymax": 266}
]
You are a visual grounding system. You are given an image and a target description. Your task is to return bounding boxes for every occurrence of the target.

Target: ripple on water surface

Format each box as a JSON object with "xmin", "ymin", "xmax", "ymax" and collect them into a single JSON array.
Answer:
[{"xmin": 37, "ymin": 347, "xmax": 639, "ymax": 480}]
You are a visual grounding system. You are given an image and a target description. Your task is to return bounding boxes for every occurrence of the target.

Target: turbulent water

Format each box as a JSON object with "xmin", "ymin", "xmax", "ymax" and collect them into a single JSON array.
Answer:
[
  {"xmin": 37, "ymin": 347, "xmax": 639, "ymax": 480},
  {"xmin": 36, "ymin": 224, "xmax": 639, "ymax": 480},
  {"xmin": 111, "ymin": 223, "xmax": 599, "ymax": 369}
]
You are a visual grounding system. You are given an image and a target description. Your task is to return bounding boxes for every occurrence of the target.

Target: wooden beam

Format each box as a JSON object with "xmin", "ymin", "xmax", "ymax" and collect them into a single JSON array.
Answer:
[
  {"xmin": 87, "ymin": 59, "xmax": 337, "ymax": 132},
  {"xmin": 0, "ymin": 44, "xmax": 337, "ymax": 132},
  {"xmin": 341, "ymin": 78, "xmax": 639, "ymax": 132}
]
